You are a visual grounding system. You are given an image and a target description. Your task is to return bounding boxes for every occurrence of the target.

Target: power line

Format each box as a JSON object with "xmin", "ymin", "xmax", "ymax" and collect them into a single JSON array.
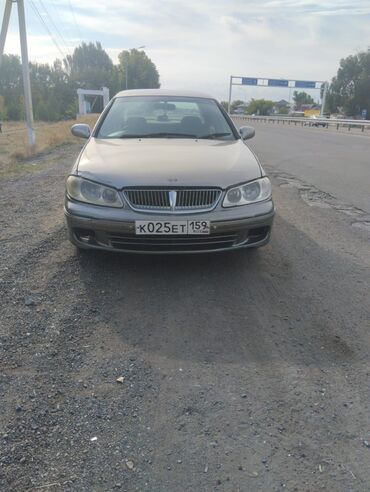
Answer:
[
  {"xmin": 49, "ymin": 0, "xmax": 76, "ymax": 52},
  {"xmin": 36, "ymin": 0, "xmax": 72, "ymax": 57},
  {"xmin": 28, "ymin": 0, "xmax": 67, "ymax": 59},
  {"xmin": 28, "ymin": 0, "xmax": 66, "ymax": 58},
  {"xmin": 68, "ymin": 0, "xmax": 82, "ymax": 43}
]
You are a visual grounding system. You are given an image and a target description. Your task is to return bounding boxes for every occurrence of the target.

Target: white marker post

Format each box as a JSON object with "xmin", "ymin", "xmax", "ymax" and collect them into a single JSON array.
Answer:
[
  {"xmin": 228, "ymin": 76, "xmax": 233, "ymax": 114},
  {"xmin": 18, "ymin": 0, "xmax": 35, "ymax": 145},
  {"xmin": 0, "ymin": 0, "xmax": 35, "ymax": 145}
]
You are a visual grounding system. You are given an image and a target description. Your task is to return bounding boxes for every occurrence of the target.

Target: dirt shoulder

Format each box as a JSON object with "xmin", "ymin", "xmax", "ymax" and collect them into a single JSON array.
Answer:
[
  {"xmin": 0, "ymin": 116, "xmax": 97, "ymax": 174},
  {"xmin": 1, "ymin": 145, "xmax": 370, "ymax": 491}
]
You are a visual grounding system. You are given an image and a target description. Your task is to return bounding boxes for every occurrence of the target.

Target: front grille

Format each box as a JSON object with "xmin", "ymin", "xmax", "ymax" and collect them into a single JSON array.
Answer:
[
  {"xmin": 123, "ymin": 188, "xmax": 221, "ymax": 213},
  {"xmin": 106, "ymin": 232, "xmax": 238, "ymax": 252}
]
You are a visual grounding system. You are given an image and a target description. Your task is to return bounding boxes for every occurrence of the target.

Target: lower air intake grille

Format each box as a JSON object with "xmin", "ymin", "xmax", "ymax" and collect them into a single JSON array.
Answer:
[{"xmin": 107, "ymin": 232, "xmax": 238, "ymax": 252}]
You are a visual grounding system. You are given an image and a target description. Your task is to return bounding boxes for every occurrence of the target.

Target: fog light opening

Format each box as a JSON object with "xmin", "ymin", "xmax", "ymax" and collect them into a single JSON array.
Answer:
[
  {"xmin": 247, "ymin": 226, "xmax": 270, "ymax": 244},
  {"xmin": 75, "ymin": 228, "xmax": 96, "ymax": 244}
]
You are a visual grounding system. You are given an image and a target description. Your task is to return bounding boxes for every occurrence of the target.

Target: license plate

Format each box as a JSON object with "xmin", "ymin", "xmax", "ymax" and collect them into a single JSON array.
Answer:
[{"xmin": 135, "ymin": 220, "xmax": 210, "ymax": 235}]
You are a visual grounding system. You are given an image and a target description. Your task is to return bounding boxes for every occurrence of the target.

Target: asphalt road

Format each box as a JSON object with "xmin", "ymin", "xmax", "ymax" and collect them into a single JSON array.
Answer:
[
  {"xmin": 0, "ymin": 136, "xmax": 370, "ymax": 492},
  {"xmin": 239, "ymin": 121, "xmax": 370, "ymax": 213}
]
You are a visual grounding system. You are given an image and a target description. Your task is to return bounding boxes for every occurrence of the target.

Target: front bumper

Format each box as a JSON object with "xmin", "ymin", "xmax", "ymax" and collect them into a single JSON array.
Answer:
[{"xmin": 64, "ymin": 198, "xmax": 275, "ymax": 254}]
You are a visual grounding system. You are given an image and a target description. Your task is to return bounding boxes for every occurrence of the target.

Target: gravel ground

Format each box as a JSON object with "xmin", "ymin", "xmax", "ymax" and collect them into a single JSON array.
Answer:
[{"xmin": 0, "ymin": 143, "xmax": 370, "ymax": 492}]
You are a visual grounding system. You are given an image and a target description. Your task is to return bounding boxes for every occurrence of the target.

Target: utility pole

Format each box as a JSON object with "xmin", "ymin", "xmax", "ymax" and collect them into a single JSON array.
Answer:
[
  {"xmin": 0, "ymin": 0, "xmax": 12, "ymax": 68},
  {"xmin": 228, "ymin": 76, "xmax": 233, "ymax": 113},
  {"xmin": 320, "ymin": 82, "xmax": 328, "ymax": 117},
  {"xmin": 0, "ymin": 0, "xmax": 35, "ymax": 145}
]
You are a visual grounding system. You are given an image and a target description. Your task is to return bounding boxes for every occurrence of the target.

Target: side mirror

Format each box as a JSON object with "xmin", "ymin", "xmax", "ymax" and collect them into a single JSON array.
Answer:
[
  {"xmin": 239, "ymin": 126, "xmax": 255, "ymax": 140},
  {"xmin": 71, "ymin": 123, "xmax": 91, "ymax": 139}
]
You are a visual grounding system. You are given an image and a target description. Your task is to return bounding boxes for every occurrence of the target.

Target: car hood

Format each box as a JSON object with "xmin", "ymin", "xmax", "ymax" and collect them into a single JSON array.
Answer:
[{"xmin": 76, "ymin": 138, "xmax": 262, "ymax": 189}]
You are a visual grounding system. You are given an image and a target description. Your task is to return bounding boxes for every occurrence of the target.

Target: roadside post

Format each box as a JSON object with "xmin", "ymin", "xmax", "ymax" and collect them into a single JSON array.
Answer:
[
  {"xmin": 228, "ymin": 76, "xmax": 233, "ymax": 114},
  {"xmin": 0, "ymin": 0, "xmax": 35, "ymax": 145},
  {"xmin": 320, "ymin": 82, "xmax": 329, "ymax": 117}
]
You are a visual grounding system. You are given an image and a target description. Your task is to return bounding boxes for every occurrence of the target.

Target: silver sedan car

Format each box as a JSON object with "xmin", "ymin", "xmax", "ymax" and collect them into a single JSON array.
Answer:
[{"xmin": 65, "ymin": 89, "xmax": 274, "ymax": 254}]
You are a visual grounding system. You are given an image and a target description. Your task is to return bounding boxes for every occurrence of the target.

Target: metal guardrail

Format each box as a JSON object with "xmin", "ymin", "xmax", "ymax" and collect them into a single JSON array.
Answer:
[{"xmin": 231, "ymin": 115, "xmax": 370, "ymax": 132}]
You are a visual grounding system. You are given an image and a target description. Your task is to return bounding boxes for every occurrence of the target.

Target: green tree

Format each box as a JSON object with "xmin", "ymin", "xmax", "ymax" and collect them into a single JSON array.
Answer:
[
  {"xmin": 50, "ymin": 59, "xmax": 76, "ymax": 119},
  {"xmin": 247, "ymin": 99, "xmax": 275, "ymax": 116},
  {"xmin": 0, "ymin": 54, "xmax": 23, "ymax": 120},
  {"xmin": 0, "ymin": 95, "xmax": 6, "ymax": 119},
  {"xmin": 220, "ymin": 101, "xmax": 229, "ymax": 111},
  {"xmin": 29, "ymin": 60, "xmax": 75, "ymax": 121},
  {"xmin": 30, "ymin": 62, "xmax": 55, "ymax": 120},
  {"xmin": 118, "ymin": 49, "xmax": 160, "ymax": 90},
  {"xmin": 293, "ymin": 91, "xmax": 314, "ymax": 109},
  {"xmin": 230, "ymin": 100, "xmax": 245, "ymax": 113},
  {"xmin": 1, "ymin": 41, "xmax": 161, "ymax": 121},
  {"xmin": 278, "ymin": 105, "xmax": 289, "ymax": 114},
  {"xmin": 328, "ymin": 49, "xmax": 370, "ymax": 117},
  {"xmin": 64, "ymin": 41, "xmax": 116, "ymax": 104},
  {"xmin": 1, "ymin": 53, "xmax": 75, "ymax": 121},
  {"xmin": 109, "ymin": 65, "xmax": 121, "ymax": 96}
]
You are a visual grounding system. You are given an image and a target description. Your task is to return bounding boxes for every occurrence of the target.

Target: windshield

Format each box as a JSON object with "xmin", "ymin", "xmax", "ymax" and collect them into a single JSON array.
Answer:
[{"xmin": 96, "ymin": 96, "xmax": 236, "ymax": 140}]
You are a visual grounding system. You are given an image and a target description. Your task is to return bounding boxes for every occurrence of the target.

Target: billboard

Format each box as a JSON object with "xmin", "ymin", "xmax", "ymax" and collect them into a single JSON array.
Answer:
[
  {"xmin": 268, "ymin": 79, "xmax": 289, "ymax": 87},
  {"xmin": 242, "ymin": 77, "xmax": 258, "ymax": 86},
  {"xmin": 295, "ymin": 80, "xmax": 317, "ymax": 89},
  {"xmin": 232, "ymin": 76, "xmax": 323, "ymax": 89}
]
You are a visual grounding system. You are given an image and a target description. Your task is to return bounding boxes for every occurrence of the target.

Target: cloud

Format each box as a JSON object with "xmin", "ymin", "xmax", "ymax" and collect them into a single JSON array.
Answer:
[
  {"xmin": 3, "ymin": 0, "xmax": 370, "ymax": 99},
  {"xmin": 219, "ymin": 16, "xmax": 274, "ymax": 41}
]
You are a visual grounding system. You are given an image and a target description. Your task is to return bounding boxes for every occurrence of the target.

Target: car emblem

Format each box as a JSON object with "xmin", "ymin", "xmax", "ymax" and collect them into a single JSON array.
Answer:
[{"xmin": 169, "ymin": 190, "xmax": 177, "ymax": 211}]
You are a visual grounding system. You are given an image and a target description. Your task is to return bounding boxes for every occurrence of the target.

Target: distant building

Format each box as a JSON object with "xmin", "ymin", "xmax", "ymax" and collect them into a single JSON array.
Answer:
[
  {"xmin": 304, "ymin": 108, "xmax": 321, "ymax": 117},
  {"xmin": 272, "ymin": 99, "xmax": 290, "ymax": 114},
  {"xmin": 300, "ymin": 103, "xmax": 321, "ymax": 117},
  {"xmin": 275, "ymin": 99, "xmax": 290, "ymax": 108},
  {"xmin": 232, "ymin": 104, "xmax": 248, "ymax": 115}
]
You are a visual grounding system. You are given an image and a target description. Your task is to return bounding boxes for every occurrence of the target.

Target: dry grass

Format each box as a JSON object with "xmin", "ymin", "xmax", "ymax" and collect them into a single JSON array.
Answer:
[{"xmin": 0, "ymin": 114, "xmax": 99, "ymax": 174}]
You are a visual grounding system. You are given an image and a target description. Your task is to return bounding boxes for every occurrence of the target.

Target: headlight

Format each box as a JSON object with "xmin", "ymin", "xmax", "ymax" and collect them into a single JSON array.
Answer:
[
  {"xmin": 223, "ymin": 177, "xmax": 271, "ymax": 207},
  {"xmin": 66, "ymin": 176, "xmax": 123, "ymax": 208}
]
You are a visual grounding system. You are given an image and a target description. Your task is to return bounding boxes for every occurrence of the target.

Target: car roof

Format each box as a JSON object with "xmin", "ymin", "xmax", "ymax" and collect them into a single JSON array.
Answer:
[{"xmin": 114, "ymin": 89, "xmax": 214, "ymax": 99}]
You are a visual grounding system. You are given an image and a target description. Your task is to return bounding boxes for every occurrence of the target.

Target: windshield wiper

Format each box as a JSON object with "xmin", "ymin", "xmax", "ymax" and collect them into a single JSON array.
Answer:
[
  {"xmin": 119, "ymin": 132, "xmax": 197, "ymax": 139},
  {"xmin": 198, "ymin": 132, "xmax": 232, "ymax": 139}
]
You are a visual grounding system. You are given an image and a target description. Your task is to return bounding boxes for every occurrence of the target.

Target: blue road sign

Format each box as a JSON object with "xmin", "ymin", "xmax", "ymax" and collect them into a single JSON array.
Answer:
[
  {"xmin": 361, "ymin": 109, "xmax": 367, "ymax": 119},
  {"xmin": 268, "ymin": 79, "xmax": 289, "ymax": 87},
  {"xmin": 231, "ymin": 76, "xmax": 323, "ymax": 92},
  {"xmin": 295, "ymin": 80, "xmax": 316, "ymax": 89},
  {"xmin": 242, "ymin": 77, "xmax": 258, "ymax": 86}
]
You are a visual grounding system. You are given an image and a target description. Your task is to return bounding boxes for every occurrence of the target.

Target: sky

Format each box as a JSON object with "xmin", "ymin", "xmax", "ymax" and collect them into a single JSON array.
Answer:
[{"xmin": 2, "ymin": 0, "xmax": 370, "ymax": 102}]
